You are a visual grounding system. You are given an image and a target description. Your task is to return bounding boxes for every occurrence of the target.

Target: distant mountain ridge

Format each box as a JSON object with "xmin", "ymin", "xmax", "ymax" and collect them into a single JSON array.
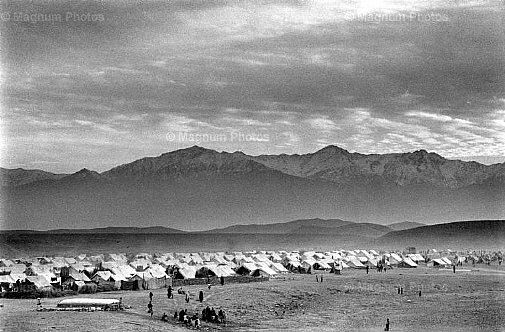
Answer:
[
  {"xmin": 1, "ymin": 145, "xmax": 504, "ymax": 230},
  {"xmin": 250, "ymin": 146, "xmax": 505, "ymax": 188},
  {"xmin": 377, "ymin": 220, "xmax": 505, "ymax": 250},
  {"xmin": 205, "ymin": 218, "xmax": 353, "ymax": 234},
  {"xmin": 3, "ymin": 145, "xmax": 505, "ymax": 188},
  {"xmin": 387, "ymin": 221, "xmax": 426, "ymax": 231},
  {"xmin": 0, "ymin": 226, "xmax": 186, "ymax": 234}
]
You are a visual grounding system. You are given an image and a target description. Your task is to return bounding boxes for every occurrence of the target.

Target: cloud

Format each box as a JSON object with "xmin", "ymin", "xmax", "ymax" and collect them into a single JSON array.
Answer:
[
  {"xmin": 306, "ymin": 117, "xmax": 339, "ymax": 131},
  {"xmin": 2, "ymin": 0, "xmax": 505, "ymax": 171}
]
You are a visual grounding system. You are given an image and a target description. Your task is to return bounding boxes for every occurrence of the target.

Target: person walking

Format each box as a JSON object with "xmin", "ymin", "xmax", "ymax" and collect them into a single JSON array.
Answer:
[
  {"xmin": 149, "ymin": 291, "xmax": 153, "ymax": 301},
  {"xmin": 385, "ymin": 318, "xmax": 390, "ymax": 331},
  {"xmin": 147, "ymin": 301, "xmax": 153, "ymax": 318},
  {"xmin": 199, "ymin": 290, "xmax": 204, "ymax": 303}
]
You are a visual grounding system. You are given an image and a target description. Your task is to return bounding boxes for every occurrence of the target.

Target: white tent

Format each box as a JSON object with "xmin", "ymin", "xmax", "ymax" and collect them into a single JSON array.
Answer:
[
  {"xmin": 398, "ymin": 257, "xmax": 418, "ymax": 268},
  {"xmin": 270, "ymin": 262, "xmax": 289, "ymax": 273},
  {"xmin": 58, "ymin": 298, "xmax": 119, "ymax": 309}
]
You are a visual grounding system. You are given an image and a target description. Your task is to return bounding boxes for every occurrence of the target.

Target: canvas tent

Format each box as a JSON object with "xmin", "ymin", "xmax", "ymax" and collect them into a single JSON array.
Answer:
[{"xmin": 398, "ymin": 257, "xmax": 418, "ymax": 268}]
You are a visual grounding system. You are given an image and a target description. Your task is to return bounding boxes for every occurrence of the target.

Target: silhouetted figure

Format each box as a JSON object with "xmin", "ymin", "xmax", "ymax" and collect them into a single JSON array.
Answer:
[
  {"xmin": 147, "ymin": 301, "xmax": 153, "ymax": 317},
  {"xmin": 453, "ymin": 265, "xmax": 456, "ymax": 273},
  {"xmin": 316, "ymin": 275, "xmax": 319, "ymax": 282},
  {"xmin": 179, "ymin": 309, "xmax": 185, "ymax": 322},
  {"xmin": 149, "ymin": 291, "xmax": 153, "ymax": 301},
  {"xmin": 221, "ymin": 275, "xmax": 225, "ymax": 286},
  {"xmin": 167, "ymin": 286, "xmax": 173, "ymax": 299},
  {"xmin": 199, "ymin": 290, "xmax": 204, "ymax": 303},
  {"xmin": 320, "ymin": 275, "xmax": 323, "ymax": 282},
  {"xmin": 419, "ymin": 290, "xmax": 422, "ymax": 297},
  {"xmin": 161, "ymin": 312, "xmax": 168, "ymax": 322},
  {"xmin": 185, "ymin": 292, "xmax": 190, "ymax": 303},
  {"xmin": 385, "ymin": 318, "xmax": 390, "ymax": 331},
  {"xmin": 366, "ymin": 265, "xmax": 369, "ymax": 274}
]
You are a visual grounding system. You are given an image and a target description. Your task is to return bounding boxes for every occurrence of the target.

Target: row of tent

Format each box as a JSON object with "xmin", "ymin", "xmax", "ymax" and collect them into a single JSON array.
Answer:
[{"xmin": 0, "ymin": 249, "xmax": 471, "ymax": 292}]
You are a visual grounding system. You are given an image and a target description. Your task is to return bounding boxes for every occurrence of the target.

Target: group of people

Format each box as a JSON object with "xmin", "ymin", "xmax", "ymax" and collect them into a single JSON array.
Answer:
[
  {"xmin": 376, "ymin": 263, "xmax": 388, "ymax": 273},
  {"xmin": 201, "ymin": 306, "xmax": 226, "ymax": 324},
  {"xmin": 147, "ymin": 284, "xmax": 226, "ymax": 329},
  {"xmin": 175, "ymin": 309, "xmax": 201, "ymax": 328}
]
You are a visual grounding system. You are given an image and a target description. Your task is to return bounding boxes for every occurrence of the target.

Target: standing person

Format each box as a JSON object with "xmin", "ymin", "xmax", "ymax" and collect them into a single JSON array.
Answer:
[
  {"xmin": 385, "ymin": 318, "xmax": 390, "ymax": 331},
  {"xmin": 320, "ymin": 275, "xmax": 323, "ymax": 282},
  {"xmin": 366, "ymin": 265, "xmax": 369, "ymax": 274},
  {"xmin": 419, "ymin": 290, "xmax": 422, "ymax": 297},
  {"xmin": 167, "ymin": 285, "xmax": 173, "ymax": 299},
  {"xmin": 316, "ymin": 275, "xmax": 319, "ymax": 282},
  {"xmin": 199, "ymin": 290, "xmax": 204, "ymax": 303},
  {"xmin": 453, "ymin": 264, "xmax": 456, "ymax": 273},
  {"xmin": 185, "ymin": 291, "xmax": 190, "ymax": 303},
  {"xmin": 147, "ymin": 301, "xmax": 153, "ymax": 317},
  {"xmin": 220, "ymin": 275, "xmax": 225, "ymax": 286},
  {"xmin": 149, "ymin": 291, "xmax": 153, "ymax": 301}
]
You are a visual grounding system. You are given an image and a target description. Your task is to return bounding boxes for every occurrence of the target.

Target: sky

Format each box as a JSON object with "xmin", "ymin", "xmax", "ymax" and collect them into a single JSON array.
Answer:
[{"xmin": 1, "ymin": 0, "xmax": 504, "ymax": 173}]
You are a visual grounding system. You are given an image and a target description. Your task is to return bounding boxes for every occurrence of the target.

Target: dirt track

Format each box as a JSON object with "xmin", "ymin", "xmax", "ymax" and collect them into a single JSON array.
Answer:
[{"xmin": 1, "ymin": 267, "xmax": 504, "ymax": 331}]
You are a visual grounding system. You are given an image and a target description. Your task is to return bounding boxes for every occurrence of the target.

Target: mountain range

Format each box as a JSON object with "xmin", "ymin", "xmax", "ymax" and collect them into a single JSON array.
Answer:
[
  {"xmin": 1, "ymin": 145, "xmax": 504, "ymax": 231},
  {"xmin": 1, "ymin": 219, "xmax": 503, "ymax": 252}
]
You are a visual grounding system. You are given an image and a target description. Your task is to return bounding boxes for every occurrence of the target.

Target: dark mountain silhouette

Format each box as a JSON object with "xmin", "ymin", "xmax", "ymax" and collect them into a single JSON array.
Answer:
[
  {"xmin": 387, "ymin": 221, "xmax": 426, "ymax": 231},
  {"xmin": 376, "ymin": 220, "xmax": 505, "ymax": 249},
  {"xmin": 0, "ymin": 167, "xmax": 67, "ymax": 187},
  {"xmin": 1, "ymin": 145, "xmax": 504, "ymax": 231},
  {"xmin": 204, "ymin": 218, "xmax": 352, "ymax": 234},
  {"xmin": 0, "ymin": 226, "xmax": 185, "ymax": 235},
  {"xmin": 288, "ymin": 222, "xmax": 392, "ymax": 237},
  {"xmin": 251, "ymin": 146, "xmax": 505, "ymax": 188}
]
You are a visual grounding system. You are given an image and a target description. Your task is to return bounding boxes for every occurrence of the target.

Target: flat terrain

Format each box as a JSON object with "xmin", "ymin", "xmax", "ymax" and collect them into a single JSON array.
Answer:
[{"xmin": 1, "ymin": 266, "xmax": 504, "ymax": 331}]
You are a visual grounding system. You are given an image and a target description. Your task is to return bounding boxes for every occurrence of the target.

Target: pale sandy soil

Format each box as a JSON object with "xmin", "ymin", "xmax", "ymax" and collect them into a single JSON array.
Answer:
[{"xmin": 1, "ymin": 267, "xmax": 504, "ymax": 332}]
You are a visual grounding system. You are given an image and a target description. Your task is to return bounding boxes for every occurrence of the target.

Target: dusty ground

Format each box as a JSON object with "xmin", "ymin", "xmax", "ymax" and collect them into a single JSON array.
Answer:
[{"xmin": 1, "ymin": 266, "xmax": 504, "ymax": 331}]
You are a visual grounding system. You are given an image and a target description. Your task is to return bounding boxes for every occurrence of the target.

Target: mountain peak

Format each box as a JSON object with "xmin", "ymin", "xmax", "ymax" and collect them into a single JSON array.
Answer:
[
  {"xmin": 315, "ymin": 145, "xmax": 349, "ymax": 155},
  {"xmin": 64, "ymin": 168, "xmax": 101, "ymax": 180}
]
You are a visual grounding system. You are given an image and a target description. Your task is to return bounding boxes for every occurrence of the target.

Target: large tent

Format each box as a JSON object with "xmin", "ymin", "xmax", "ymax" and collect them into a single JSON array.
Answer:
[{"xmin": 398, "ymin": 257, "xmax": 418, "ymax": 268}]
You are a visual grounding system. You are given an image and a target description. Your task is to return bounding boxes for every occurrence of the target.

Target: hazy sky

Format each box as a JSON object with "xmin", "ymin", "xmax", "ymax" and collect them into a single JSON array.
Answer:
[{"xmin": 1, "ymin": 0, "xmax": 504, "ymax": 173}]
